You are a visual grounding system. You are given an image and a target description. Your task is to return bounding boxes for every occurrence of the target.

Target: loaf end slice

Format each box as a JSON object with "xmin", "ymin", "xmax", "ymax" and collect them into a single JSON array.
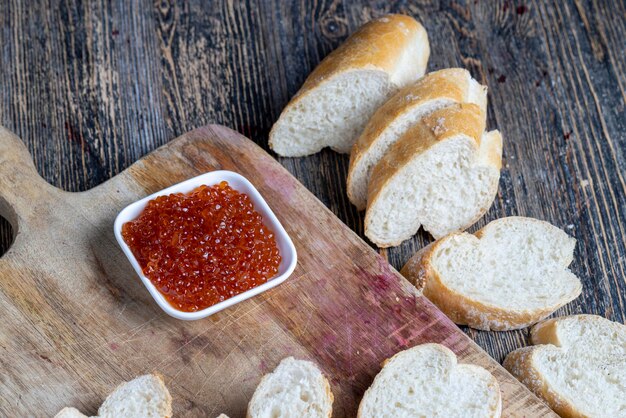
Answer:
[
  {"xmin": 504, "ymin": 315, "xmax": 626, "ymax": 418},
  {"xmin": 358, "ymin": 343, "xmax": 501, "ymax": 418},
  {"xmin": 269, "ymin": 14, "xmax": 429, "ymax": 157},
  {"xmin": 347, "ymin": 68, "xmax": 488, "ymax": 210},
  {"xmin": 401, "ymin": 217, "xmax": 582, "ymax": 330},
  {"xmin": 247, "ymin": 357, "xmax": 333, "ymax": 418},
  {"xmin": 97, "ymin": 373, "xmax": 172, "ymax": 418}
]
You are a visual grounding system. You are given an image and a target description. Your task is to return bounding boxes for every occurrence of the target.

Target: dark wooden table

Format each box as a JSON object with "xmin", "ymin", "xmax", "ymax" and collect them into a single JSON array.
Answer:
[{"xmin": 1, "ymin": 0, "xmax": 624, "ymax": 365}]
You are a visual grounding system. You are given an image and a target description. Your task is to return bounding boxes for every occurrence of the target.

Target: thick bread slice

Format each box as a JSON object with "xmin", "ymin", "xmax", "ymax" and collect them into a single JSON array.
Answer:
[
  {"xmin": 247, "ymin": 357, "xmax": 333, "ymax": 418},
  {"xmin": 269, "ymin": 14, "xmax": 429, "ymax": 157},
  {"xmin": 365, "ymin": 103, "xmax": 501, "ymax": 246},
  {"xmin": 348, "ymin": 68, "xmax": 488, "ymax": 209},
  {"xmin": 401, "ymin": 217, "xmax": 582, "ymax": 331},
  {"xmin": 504, "ymin": 315, "xmax": 626, "ymax": 418},
  {"xmin": 54, "ymin": 407, "xmax": 89, "ymax": 418},
  {"xmin": 98, "ymin": 373, "xmax": 172, "ymax": 418},
  {"xmin": 358, "ymin": 343, "xmax": 501, "ymax": 418}
]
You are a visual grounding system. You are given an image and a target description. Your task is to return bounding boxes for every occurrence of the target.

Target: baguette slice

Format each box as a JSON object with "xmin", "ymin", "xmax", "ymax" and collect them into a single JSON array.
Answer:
[
  {"xmin": 401, "ymin": 217, "xmax": 582, "ymax": 331},
  {"xmin": 247, "ymin": 357, "xmax": 333, "ymax": 418},
  {"xmin": 54, "ymin": 373, "xmax": 171, "ymax": 418},
  {"xmin": 348, "ymin": 68, "xmax": 487, "ymax": 209},
  {"xmin": 54, "ymin": 408, "xmax": 88, "ymax": 418},
  {"xmin": 504, "ymin": 315, "xmax": 626, "ymax": 418},
  {"xmin": 358, "ymin": 343, "xmax": 501, "ymax": 418},
  {"xmin": 269, "ymin": 14, "xmax": 429, "ymax": 157},
  {"xmin": 98, "ymin": 373, "xmax": 172, "ymax": 418},
  {"xmin": 365, "ymin": 103, "xmax": 501, "ymax": 246}
]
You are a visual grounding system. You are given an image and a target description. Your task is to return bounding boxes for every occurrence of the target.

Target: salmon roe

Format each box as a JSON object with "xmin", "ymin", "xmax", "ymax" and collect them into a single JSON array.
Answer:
[{"xmin": 121, "ymin": 181, "xmax": 281, "ymax": 312}]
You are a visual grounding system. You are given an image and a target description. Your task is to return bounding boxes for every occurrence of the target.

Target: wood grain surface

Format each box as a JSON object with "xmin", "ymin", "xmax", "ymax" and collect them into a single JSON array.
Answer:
[
  {"xmin": 0, "ymin": 0, "xmax": 624, "ymax": 387},
  {"xmin": 0, "ymin": 125, "xmax": 556, "ymax": 416}
]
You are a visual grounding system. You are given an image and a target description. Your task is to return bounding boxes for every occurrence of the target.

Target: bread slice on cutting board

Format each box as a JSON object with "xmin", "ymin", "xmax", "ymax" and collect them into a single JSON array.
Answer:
[
  {"xmin": 347, "ymin": 68, "xmax": 488, "ymax": 210},
  {"xmin": 269, "ymin": 14, "xmax": 430, "ymax": 157},
  {"xmin": 401, "ymin": 217, "xmax": 583, "ymax": 331},
  {"xmin": 358, "ymin": 343, "xmax": 501, "ymax": 418},
  {"xmin": 364, "ymin": 103, "xmax": 502, "ymax": 246},
  {"xmin": 247, "ymin": 357, "xmax": 333, "ymax": 418},
  {"xmin": 54, "ymin": 408, "xmax": 88, "ymax": 418},
  {"xmin": 504, "ymin": 315, "xmax": 626, "ymax": 418},
  {"xmin": 54, "ymin": 373, "xmax": 172, "ymax": 418},
  {"xmin": 98, "ymin": 373, "xmax": 172, "ymax": 417}
]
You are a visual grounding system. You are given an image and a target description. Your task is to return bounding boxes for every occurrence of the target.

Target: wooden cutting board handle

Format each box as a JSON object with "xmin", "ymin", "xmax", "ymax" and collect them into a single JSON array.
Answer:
[{"xmin": 0, "ymin": 126, "xmax": 61, "ymax": 228}]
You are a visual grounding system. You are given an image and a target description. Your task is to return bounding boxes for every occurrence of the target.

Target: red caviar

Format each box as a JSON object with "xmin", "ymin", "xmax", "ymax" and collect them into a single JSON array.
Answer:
[{"xmin": 121, "ymin": 181, "xmax": 281, "ymax": 312}]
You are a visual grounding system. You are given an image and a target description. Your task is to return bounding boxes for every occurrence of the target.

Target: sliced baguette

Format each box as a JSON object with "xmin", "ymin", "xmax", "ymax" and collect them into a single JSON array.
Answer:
[
  {"xmin": 54, "ymin": 373, "xmax": 171, "ymax": 418},
  {"xmin": 504, "ymin": 315, "xmax": 626, "ymax": 418},
  {"xmin": 98, "ymin": 373, "xmax": 172, "ymax": 418},
  {"xmin": 401, "ymin": 217, "xmax": 582, "ymax": 330},
  {"xmin": 358, "ymin": 343, "xmax": 501, "ymax": 418},
  {"xmin": 54, "ymin": 407, "xmax": 89, "ymax": 418},
  {"xmin": 247, "ymin": 357, "xmax": 333, "ymax": 418},
  {"xmin": 269, "ymin": 14, "xmax": 430, "ymax": 157},
  {"xmin": 348, "ymin": 68, "xmax": 488, "ymax": 210},
  {"xmin": 365, "ymin": 103, "xmax": 501, "ymax": 246}
]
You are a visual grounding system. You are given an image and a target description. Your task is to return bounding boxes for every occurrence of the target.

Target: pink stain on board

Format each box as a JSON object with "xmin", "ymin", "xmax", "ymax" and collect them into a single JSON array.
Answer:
[{"xmin": 258, "ymin": 160, "xmax": 297, "ymax": 200}]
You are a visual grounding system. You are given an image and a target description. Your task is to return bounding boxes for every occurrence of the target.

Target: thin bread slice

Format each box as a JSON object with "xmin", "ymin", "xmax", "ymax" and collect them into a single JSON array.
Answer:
[
  {"xmin": 365, "ymin": 103, "xmax": 501, "ymax": 246},
  {"xmin": 54, "ymin": 407, "xmax": 89, "ymax": 418},
  {"xmin": 247, "ymin": 357, "xmax": 333, "ymax": 418},
  {"xmin": 358, "ymin": 343, "xmax": 501, "ymax": 418},
  {"xmin": 348, "ymin": 68, "xmax": 488, "ymax": 209},
  {"xmin": 97, "ymin": 373, "xmax": 172, "ymax": 418},
  {"xmin": 401, "ymin": 217, "xmax": 583, "ymax": 331},
  {"xmin": 504, "ymin": 315, "xmax": 626, "ymax": 418},
  {"xmin": 269, "ymin": 14, "xmax": 429, "ymax": 157}
]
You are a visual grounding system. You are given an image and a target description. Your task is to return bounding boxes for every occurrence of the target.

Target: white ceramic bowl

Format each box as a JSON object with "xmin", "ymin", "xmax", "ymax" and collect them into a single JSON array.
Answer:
[{"xmin": 114, "ymin": 170, "xmax": 297, "ymax": 320}]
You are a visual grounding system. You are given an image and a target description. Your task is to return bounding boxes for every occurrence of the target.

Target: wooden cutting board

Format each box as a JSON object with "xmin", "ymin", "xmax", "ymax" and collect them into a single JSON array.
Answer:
[{"xmin": 0, "ymin": 125, "xmax": 555, "ymax": 417}]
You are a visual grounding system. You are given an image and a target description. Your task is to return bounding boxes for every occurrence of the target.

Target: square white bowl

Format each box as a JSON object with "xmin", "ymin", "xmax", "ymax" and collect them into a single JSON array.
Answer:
[{"xmin": 114, "ymin": 170, "xmax": 298, "ymax": 320}]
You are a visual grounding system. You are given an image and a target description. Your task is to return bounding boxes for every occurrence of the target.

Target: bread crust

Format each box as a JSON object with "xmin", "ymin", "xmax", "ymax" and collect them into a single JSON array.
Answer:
[
  {"xmin": 269, "ymin": 14, "xmax": 429, "ymax": 156},
  {"xmin": 529, "ymin": 314, "xmax": 611, "ymax": 346},
  {"xmin": 400, "ymin": 217, "xmax": 581, "ymax": 330},
  {"xmin": 347, "ymin": 68, "xmax": 487, "ymax": 209},
  {"xmin": 502, "ymin": 347, "xmax": 579, "ymax": 417},
  {"xmin": 293, "ymin": 15, "xmax": 428, "ymax": 98},
  {"xmin": 364, "ymin": 103, "xmax": 501, "ymax": 246},
  {"xmin": 368, "ymin": 104, "xmax": 486, "ymax": 200}
]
